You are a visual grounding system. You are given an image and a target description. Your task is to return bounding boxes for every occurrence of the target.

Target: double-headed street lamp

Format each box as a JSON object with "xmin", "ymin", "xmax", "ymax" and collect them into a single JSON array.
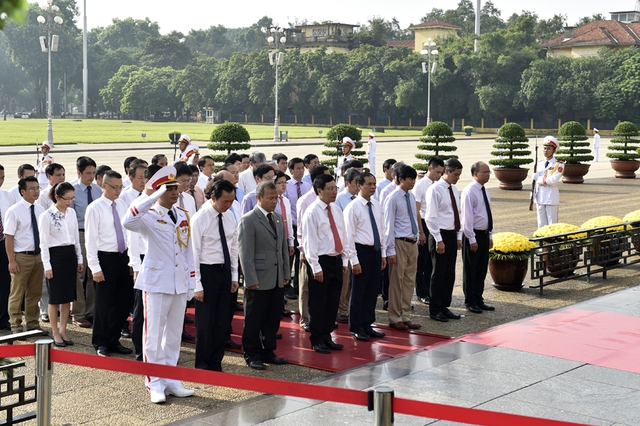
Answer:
[
  {"xmin": 267, "ymin": 26, "xmax": 286, "ymax": 142},
  {"xmin": 421, "ymin": 38, "xmax": 438, "ymax": 125},
  {"xmin": 37, "ymin": 0, "xmax": 63, "ymax": 146}
]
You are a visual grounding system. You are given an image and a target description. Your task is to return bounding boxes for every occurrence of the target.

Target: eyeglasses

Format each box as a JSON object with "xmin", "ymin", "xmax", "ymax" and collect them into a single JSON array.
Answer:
[
  {"xmin": 105, "ymin": 183, "xmax": 124, "ymax": 191},
  {"xmin": 24, "ymin": 187, "xmax": 40, "ymax": 192},
  {"xmin": 323, "ymin": 186, "xmax": 338, "ymax": 192},
  {"xmin": 178, "ymin": 178, "xmax": 192, "ymax": 184},
  {"xmin": 60, "ymin": 195, "xmax": 75, "ymax": 201}
]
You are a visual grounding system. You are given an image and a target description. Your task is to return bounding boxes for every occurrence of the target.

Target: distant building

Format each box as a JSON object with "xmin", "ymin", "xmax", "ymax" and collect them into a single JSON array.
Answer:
[
  {"xmin": 284, "ymin": 23, "xmax": 359, "ymax": 53},
  {"xmin": 387, "ymin": 20, "xmax": 460, "ymax": 53},
  {"xmin": 541, "ymin": 20, "xmax": 640, "ymax": 58}
]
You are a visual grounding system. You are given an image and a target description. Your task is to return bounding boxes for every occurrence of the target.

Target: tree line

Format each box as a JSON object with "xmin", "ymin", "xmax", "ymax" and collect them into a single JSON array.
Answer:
[{"xmin": 2, "ymin": 0, "xmax": 638, "ymax": 124}]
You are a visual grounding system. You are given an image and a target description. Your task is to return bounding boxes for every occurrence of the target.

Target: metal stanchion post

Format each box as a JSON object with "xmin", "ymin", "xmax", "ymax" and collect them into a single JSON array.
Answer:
[
  {"xmin": 35, "ymin": 338, "xmax": 53, "ymax": 426},
  {"xmin": 373, "ymin": 386, "xmax": 394, "ymax": 425}
]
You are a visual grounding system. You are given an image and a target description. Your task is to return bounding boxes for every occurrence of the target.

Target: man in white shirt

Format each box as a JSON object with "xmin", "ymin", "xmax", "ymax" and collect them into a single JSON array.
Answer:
[
  {"xmin": 426, "ymin": 158, "xmax": 464, "ymax": 323},
  {"xmin": 0, "ymin": 165, "xmax": 12, "ymax": 330},
  {"xmin": 175, "ymin": 163, "xmax": 197, "ymax": 216},
  {"xmin": 366, "ymin": 132, "xmax": 377, "ymax": 175},
  {"xmin": 374, "ymin": 159, "xmax": 396, "ymax": 202},
  {"xmin": 4, "ymin": 176, "xmax": 45, "ymax": 333},
  {"xmin": 533, "ymin": 137, "xmax": 564, "ymax": 227},
  {"xmin": 8, "ymin": 164, "xmax": 36, "ymax": 205},
  {"xmin": 123, "ymin": 166, "xmax": 196, "ymax": 403},
  {"xmin": 196, "ymin": 155, "xmax": 216, "ymax": 191},
  {"xmin": 303, "ymin": 175, "xmax": 348, "ymax": 354},
  {"xmin": 336, "ymin": 137, "xmax": 355, "ymax": 175},
  {"xmin": 461, "ymin": 161, "xmax": 495, "ymax": 314},
  {"xmin": 238, "ymin": 151, "xmax": 266, "ymax": 194},
  {"xmin": 191, "ymin": 179, "xmax": 238, "ymax": 372},
  {"xmin": 593, "ymin": 128, "xmax": 600, "ymax": 162},
  {"xmin": 85, "ymin": 170, "xmax": 133, "ymax": 357}
]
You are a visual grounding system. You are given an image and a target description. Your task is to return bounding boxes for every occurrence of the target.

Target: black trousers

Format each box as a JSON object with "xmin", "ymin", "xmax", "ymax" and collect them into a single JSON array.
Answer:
[
  {"xmin": 0, "ymin": 240, "xmax": 10, "ymax": 327},
  {"xmin": 308, "ymin": 255, "xmax": 343, "ymax": 346},
  {"xmin": 242, "ymin": 285, "xmax": 284, "ymax": 363},
  {"xmin": 131, "ymin": 254, "xmax": 145, "ymax": 359},
  {"xmin": 92, "ymin": 250, "xmax": 132, "ymax": 350},
  {"xmin": 226, "ymin": 288, "xmax": 238, "ymax": 341},
  {"xmin": 463, "ymin": 231, "xmax": 490, "ymax": 306},
  {"xmin": 415, "ymin": 219, "xmax": 433, "ymax": 299},
  {"xmin": 380, "ymin": 264, "xmax": 389, "ymax": 302},
  {"xmin": 289, "ymin": 225, "xmax": 300, "ymax": 288},
  {"xmin": 349, "ymin": 244, "xmax": 381, "ymax": 333},
  {"xmin": 429, "ymin": 231, "xmax": 458, "ymax": 316},
  {"xmin": 196, "ymin": 264, "xmax": 231, "ymax": 371}
]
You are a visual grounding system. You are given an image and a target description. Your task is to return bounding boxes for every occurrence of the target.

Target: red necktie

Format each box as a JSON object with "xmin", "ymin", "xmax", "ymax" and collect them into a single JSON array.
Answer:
[
  {"xmin": 326, "ymin": 205, "xmax": 343, "ymax": 254},
  {"xmin": 279, "ymin": 196, "xmax": 289, "ymax": 240}
]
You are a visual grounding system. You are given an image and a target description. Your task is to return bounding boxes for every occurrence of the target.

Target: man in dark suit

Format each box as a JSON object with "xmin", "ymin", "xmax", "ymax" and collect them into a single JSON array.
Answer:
[{"xmin": 238, "ymin": 181, "xmax": 291, "ymax": 370}]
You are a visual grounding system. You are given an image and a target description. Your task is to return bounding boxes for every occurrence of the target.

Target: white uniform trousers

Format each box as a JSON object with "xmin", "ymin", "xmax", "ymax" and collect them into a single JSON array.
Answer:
[
  {"xmin": 536, "ymin": 204, "xmax": 558, "ymax": 228},
  {"xmin": 368, "ymin": 155, "xmax": 376, "ymax": 176},
  {"xmin": 143, "ymin": 291, "xmax": 187, "ymax": 394}
]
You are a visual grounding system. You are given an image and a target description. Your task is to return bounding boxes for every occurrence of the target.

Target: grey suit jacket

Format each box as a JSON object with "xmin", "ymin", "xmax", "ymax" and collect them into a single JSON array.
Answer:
[{"xmin": 238, "ymin": 206, "xmax": 291, "ymax": 290}]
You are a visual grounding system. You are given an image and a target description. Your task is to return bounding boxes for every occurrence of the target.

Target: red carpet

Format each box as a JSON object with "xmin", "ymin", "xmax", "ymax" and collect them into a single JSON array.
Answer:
[
  {"xmin": 463, "ymin": 308, "xmax": 640, "ymax": 374},
  {"xmin": 184, "ymin": 308, "xmax": 449, "ymax": 372}
]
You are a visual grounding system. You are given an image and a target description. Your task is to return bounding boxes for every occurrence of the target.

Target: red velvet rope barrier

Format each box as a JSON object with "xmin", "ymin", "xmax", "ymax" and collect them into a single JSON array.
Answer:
[{"xmin": 1, "ymin": 345, "xmax": 588, "ymax": 426}]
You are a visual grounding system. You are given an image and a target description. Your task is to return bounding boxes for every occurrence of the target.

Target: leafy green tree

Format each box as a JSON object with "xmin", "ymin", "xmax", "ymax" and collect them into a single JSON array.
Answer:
[
  {"xmin": 608, "ymin": 121, "xmax": 640, "ymax": 161},
  {"xmin": 575, "ymin": 13, "xmax": 604, "ymax": 27},
  {"xmin": 0, "ymin": 0, "xmax": 29, "ymax": 30},
  {"xmin": 170, "ymin": 56, "xmax": 224, "ymax": 116},
  {"xmin": 139, "ymin": 35, "xmax": 193, "ymax": 70},
  {"xmin": 100, "ymin": 64, "xmax": 140, "ymax": 114},
  {"xmin": 97, "ymin": 17, "xmax": 160, "ymax": 50},
  {"xmin": 489, "ymin": 122, "xmax": 533, "ymax": 168},
  {"xmin": 556, "ymin": 121, "xmax": 593, "ymax": 164},
  {"xmin": 355, "ymin": 17, "xmax": 412, "ymax": 46},
  {"xmin": 0, "ymin": 31, "xmax": 32, "ymax": 111},
  {"xmin": 414, "ymin": 121, "xmax": 457, "ymax": 170},
  {"xmin": 184, "ymin": 25, "xmax": 232, "ymax": 58},
  {"xmin": 208, "ymin": 122, "xmax": 251, "ymax": 162},
  {"xmin": 323, "ymin": 124, "xmax": 364, "ymax": 167},
  {"xmin": 120, "ymin": 67, "xmax": 179, "ymax": 118}
]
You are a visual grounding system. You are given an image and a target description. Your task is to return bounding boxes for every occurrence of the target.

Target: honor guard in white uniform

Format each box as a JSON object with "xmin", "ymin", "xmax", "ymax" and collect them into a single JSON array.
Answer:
[
  {"xmin": 178, "ymin": 144, "xmax": 200, "ymax": 166},
  {"xmin": 122, "ymin": 166, "xmax": 196, "ymax": 404},
  {"xmin": 173, "ymin": 135, "xmax": 190, "ymax": 163},
  {"xmin": 367, "ymin": 132, "xmax": 377, "ymax": 175},
  {"xmin": 37, "ymin": 141, "xmax": 53, "ymax": 190},
  {"xmin": 533, "ymin": 136, "xmax": 564, "ymax": 227}
]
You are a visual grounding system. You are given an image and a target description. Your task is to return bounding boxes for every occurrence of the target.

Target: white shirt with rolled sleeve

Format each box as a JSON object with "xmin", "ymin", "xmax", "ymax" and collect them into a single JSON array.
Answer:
[
  {"xmin": 84, "ymin": 196, "xmax": 128, "ymax": 274},
  {"xmin": 460, "ymin": 180, "xmax": 493, "ymax": 245},
  {"xmin": 296, "ymin": 190, "xmax": 318, "ymax": 254},
  {"xmin": 343, "ymin": 195, "xmax": 386, "ymax": 266},
  {"xmin": 302, "ymin": 199, "xmax": 348, "ymax": 274},
  {"xmin": 190, "ymin": 200, "xmax": 239, "ymax": 292},
  {"xmin": 38, "ymin": 205, "xmax": 83, "ymax": 271},
  {"xmin": 4, "ymin": 199, "xmax": 45, "ymax": 252},
  {"xmin": 425, "ymin": 178, "xmax": 462, "ymax": 243},
  {"xmin": 120, "ymin": 188, "xmax": 146, "ymax": 272}
]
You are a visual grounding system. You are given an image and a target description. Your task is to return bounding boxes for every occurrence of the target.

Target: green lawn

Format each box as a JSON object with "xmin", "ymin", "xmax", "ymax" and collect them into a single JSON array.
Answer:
[{"xmin": 0, "ymin": 118, "xmax": 424, "ymax": 145}]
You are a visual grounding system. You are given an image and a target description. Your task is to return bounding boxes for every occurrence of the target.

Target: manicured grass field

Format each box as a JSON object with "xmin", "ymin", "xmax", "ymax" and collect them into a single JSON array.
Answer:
[{"xmin": 0, "ymin": 118, "xmax": 424, "ymax": 145}]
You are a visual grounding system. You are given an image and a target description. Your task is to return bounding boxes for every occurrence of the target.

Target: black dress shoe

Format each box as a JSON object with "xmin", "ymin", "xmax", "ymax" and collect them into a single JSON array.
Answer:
[
  {"xmin": 442, "ymin": 309, "xmax": 461, "ymax": 320},
  {"xmin": 225, "ymin": 339, "xmax": 242, "ymax": 350},
  {"xmin": 351, "ymin": 332, "xmax": 370, "ymax": 342},
  {"xmin": 281, "ymin": 310, "xmax": 294, "ymax": 317},
  {"xmin": 275, "ymin": 333, "xmax": 282, "ymax": 339},
  {"xmin": 121, "ymin": 329, "xmax": 132, "ymax": 338},
  {"xmin": 419, "ymin": 297, "xmax": 430, "ymax": 305},
  {"xmin": 182, "ymin": 331, "xmax": 195, "ymax": 341},
  {"xmin": 430, "ymin": 312, "xmax": 449, "ymax": 322},
  {"xmin": 135, "ymin": 354, "xmax": 143, "ymax": 361},
  {"xmin": 111, "ymin": 344, "xmax": 133, "ymax": 354},
  {"xmin": 333, "ymin": 323, "xmax": 339, "ymax": 329},
  {"xmin": 383, "ymin": 300, "xmax": 389, "ymax": 311},
  {"xmin": 53, "ymin": 340, "xmax": 66, "ymax": 347},
  {"xmin": 325, "ymin": 340, "xmax": 344, "ymax": 350},
  {"xmin": 184, "ymin": 315, "xmax": 194, "ymax": 324},
  {"xmin": 235, "ymin": 303, "xmax": 244, "ymax": 312},
  {"xmin": 301, "ymin": 323, "xmax": 310, "ymax": 332},
  {"xmin": 262, "ymin": 356, "xmax": 288, "ymax": 365},
  {"xmin": 248, "ymin": 360, "xmax": 266, "ymax": 370},
  {"xmin": 365, "ymin": 328, "xmax": 386, "ymax": 338},
  {"xmin": 312, "ymin": 343, "xmax": 332, "ymax": 354},
  {"xmin": 96, "ymin": 346, "xmax": 110, "ymax": 357},
  {"xmin": 466, "ymin": 304, "xmax": 483, "ymax": 314},
  {"xmin": 478, "ymin": 302, "xmax": 495, "ymax": 311},
  {"xmin": 284, "ymin": 288, "xmax": 298, "ymax": 300}
]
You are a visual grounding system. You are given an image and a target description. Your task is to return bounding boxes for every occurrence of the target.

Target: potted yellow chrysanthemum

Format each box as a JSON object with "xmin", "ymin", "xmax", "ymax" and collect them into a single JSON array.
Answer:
[
  {"xmin": 489, "ymin": 232, "xmax": 537, "ymax": 291},
  {"xmin": 580, "ymin": 216, "xmax": 625, "ymax": 267},
  {"xmin": 532, "ymin": 223, "xmax": 585, "ymax": 277},
  {"xmin": 623, "ymin": 209, "xmax": 640, "ymax": 253}
]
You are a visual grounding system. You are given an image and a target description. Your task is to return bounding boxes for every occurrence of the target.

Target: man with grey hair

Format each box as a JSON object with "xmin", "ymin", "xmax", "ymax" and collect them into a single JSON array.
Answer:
[{"xmin": 238, "ymin": 151, "xmax": 266, "ymax": 195}]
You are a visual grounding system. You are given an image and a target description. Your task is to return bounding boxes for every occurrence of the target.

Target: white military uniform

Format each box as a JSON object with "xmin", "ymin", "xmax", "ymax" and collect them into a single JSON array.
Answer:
[
  {"xmin": 533, "ymin": 157, "xmax": 564, "ymax": 227},
  {"xmin": 593, "ymin": 132, "xmax": 601, "ymax": 162},
  {"xmin": 367, "ymin": 136, "xmax": 377, "ymax": 175},
  {"xmin": 37, "ymin": 153, "xmax": 53, "ymax": 190},
  {"xmin": 122, "ymin": 186, "xmax": 195, "ymax": 396}
]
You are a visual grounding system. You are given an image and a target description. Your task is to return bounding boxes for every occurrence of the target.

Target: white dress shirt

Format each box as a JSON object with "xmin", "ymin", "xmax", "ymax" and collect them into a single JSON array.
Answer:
[
  {"xmin": 4, "ymin": 199, "xmax": 45, "ymax": 252},
  {"xmin": 461, "ymin": 180, "xmax": 493, "ymax": 244},
  {"xmin": 295, "ymin": 190, "xmax": 318, "ymax": 254},
  {"xmin": 412, "ymin": 176, "xmax": 437, "ymax": 218},
  {"xmin": 374, "ymin": 178, "xmax": 391, "ymax": 201},
  {"xmin": 0, "ymin": 189, "xmax": 12, "ymax": 235},
  {"xmin": 343, "ymin": 195, "xmax": 387, "ymax": 265},
  {"xmin": 120, "ymin": 187, "xmax": 146, "ymax": 272},
  {"xmin": 238, "ymin": 168, "xmax": 257, "ymax": 194},
  {"xmin": 277, "ymin": 195, "xmax": 294, "ymax": 247},
  {"xmin": 36, "ymin": 185, "xmax": 54, "ymax": 210},
  {"xmin": 302, "ymin": 199, "xmax": 348, "ymax": 274},
  {"xmin": 378, "ymin": 181, "xmax": 397, "ymax": 207},
  {"xmin": 426, "ymin": 178, "xmax": 462, "ymax": 242},
  {"xmin": 178, "ymin": 192, "xmax": 197, "ymax": 217},
  {"xmin": 8, "ymin": 186, "xmax": 22, "ymax": 206},
  {"xmin": 38, "ymin": 205, "xmax": 83, "ymax": 271},
  {"xmin": 190, "ymin": 200, "xmax": 239, "ymax": 288},
  {"xmin": 196, "ymin": 173, "xmax": 212, "ymax": 191},
  {"xmin": 84, "ymin": 196, "xmax": 128, "ymax": 273}
]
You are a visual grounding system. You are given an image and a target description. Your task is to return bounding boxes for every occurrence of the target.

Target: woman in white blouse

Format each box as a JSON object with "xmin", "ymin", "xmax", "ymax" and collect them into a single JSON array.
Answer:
[{"xmin": 39, "ymin": 182, "xmax": 83, "ymax": 347}]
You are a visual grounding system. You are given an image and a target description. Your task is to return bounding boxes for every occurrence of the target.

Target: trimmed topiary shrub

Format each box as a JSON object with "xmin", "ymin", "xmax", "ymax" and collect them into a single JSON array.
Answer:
[
  {"xmin": 414, "ymin": 121, "xmax": 457, "ymax": 170},
  {"xmin": 208, "ymin": 123, "xmax": 252, "ymax": 163},
  {"xmin": 322, "ymin": 124, "xmax": 365, "ymax": 168},
  {"xmin": 607, "ymin": 121, "xmax": 640, "ymax": 161},
  {"xmin": 488, "ymin": 122, "xmax": 533, "ymax": 168},
  {"xmin": 556, "ymin": 121, "xmax": 593, "ymax": 164}
]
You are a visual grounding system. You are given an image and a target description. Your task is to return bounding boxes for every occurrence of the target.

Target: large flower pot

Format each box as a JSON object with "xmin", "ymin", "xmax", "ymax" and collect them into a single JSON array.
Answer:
[
  {"xmin": 541, "ymin": 246, "xmax": 580, "ymax": 277},
  {"xmin": 489, "ymin": 258, "xmax": 528, "ymax": 291},
  {"xmin": 590, "ymin": 237, "xmax": 621, "ymax": 267},
  {"xmin": 561, "ymin": 163, "xmax": 590, "ymax": 184},
  {"xmin": 610, "ymin": 159, "xmax": 640, "ymax": 179},
  {"xmin": 492, "ymin": 167, "xmax": 529, "ymax": 190}
]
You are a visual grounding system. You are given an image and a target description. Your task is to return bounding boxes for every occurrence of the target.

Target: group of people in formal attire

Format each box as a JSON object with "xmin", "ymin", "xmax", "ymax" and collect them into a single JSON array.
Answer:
[{"xmin": 0, "ymin": 130, "xmax": 566, "ymax": 404}]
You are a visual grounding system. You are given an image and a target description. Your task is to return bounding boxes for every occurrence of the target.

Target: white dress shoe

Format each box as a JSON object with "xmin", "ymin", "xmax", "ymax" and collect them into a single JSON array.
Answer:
[
  {"xmin": 165, "ymin": 387, "xmax": 195, "ymax": 398},
  {"xmin": 149, "ymin": 390, "xmax": 166, "ymax": 404}
]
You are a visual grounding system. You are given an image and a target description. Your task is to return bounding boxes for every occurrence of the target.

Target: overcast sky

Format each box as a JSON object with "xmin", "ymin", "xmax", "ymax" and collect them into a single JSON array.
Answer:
[{"xmin": 50, "ymin": 0, "xmax": 639, "ymax": 33}]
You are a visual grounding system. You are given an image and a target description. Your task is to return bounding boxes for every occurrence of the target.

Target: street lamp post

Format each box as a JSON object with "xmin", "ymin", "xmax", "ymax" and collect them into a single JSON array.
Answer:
[
  {"xmin": 421, "ymin": 38, "xmax": 438, "ymax": 126},
  {"xmin": 267, "ymin": 26, "xmax": 286, "ymax": 142},
  {"xmin": 37, "ymin": 0, "xmax": 63, "ymax": 146}
]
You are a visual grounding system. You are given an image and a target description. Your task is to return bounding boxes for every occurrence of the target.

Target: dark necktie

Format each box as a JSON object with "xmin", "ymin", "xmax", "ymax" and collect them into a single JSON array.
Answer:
[
  {"xmin": 30, "ymin": 205, "xmax": 40, "ymax": 255},
  {"xmin": 405, "ymin": 192, "xmax": 418, "ymax": 235},
  {"xmin": 279, "ymin": 196, "xmax": 289, "ymax": 240},
  {"xmin": 448, "ymin": 185, "xmax": 461, "ymax": 232},
  {"xmin": 327, "ymin": 205, "xmax": 343, "ymax": 253},
  {"xmin": 112, "ymin": 202, "xmax": 126, "ymax": 253},
  {"xmin": 350, "ymin": 194, "xmax": 356, "ymax": 201},
  {"xmin": 267, "ymin": 212, "xmax": 277, "ymax": 235},
  {"xmin": 296, "ymin": 181, "xmax": 302, "ymax": 199},
  {"xmin": 168, "ymin": 209, "xmax": 177, "ymax": 224},
  {"xmin": 87, "ymin": 186, "xmax": 93, "ymax": 204},
  {"xmin": 0, "ymin": 208, "xmax": 5, "ymax": 241},
  {"xmin": 367, "ymin": 201, "xmax": 381, "ymax": 251},
  {"xmin": 218, "ymin": 213, "xmax": 230, "ymax": 271},
  {"xmin": 481, "ymin": 186, "xmax": 493, "ymax": 232},
  {"xmin": 545, "ymin": 161, "xmax": 549, "ymax": 168}
]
